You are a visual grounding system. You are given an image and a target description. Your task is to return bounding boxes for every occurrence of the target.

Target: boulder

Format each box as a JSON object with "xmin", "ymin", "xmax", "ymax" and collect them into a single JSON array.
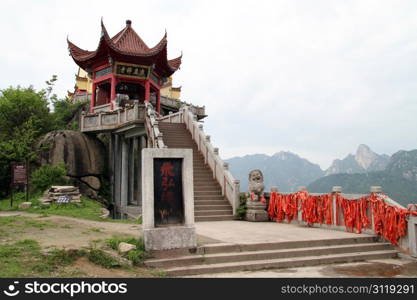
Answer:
[
  {"xmin": 19, "ymin": 202, "xmax": 32, "ymax": 209},
  {"xmin": 118, "ymin": 242, "xmax": 136, "ymax": 254},
  {"xmin": 100, "ymin": 208, "xmax": 110, "ymax": 219},
  {"xmin": 38, "ymin": 130, "xmax": 107, "ymax": 200}
]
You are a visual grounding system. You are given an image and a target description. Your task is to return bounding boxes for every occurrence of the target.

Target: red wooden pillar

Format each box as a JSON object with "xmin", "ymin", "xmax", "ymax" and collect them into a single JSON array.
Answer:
[
  {"xmin": 110, "ymin": 75, "xmax": 116, "ymax": 110},
  {"xmin": 144, "ymin": 80, "xmax": 150, "ymax": 102},
  {"xmin": 90, "ymin": 83, "xmax": 97, "ymax": 113},
  {"xmin": 156, "ymin": 89, "xmax": 161, "ymax": 114}
]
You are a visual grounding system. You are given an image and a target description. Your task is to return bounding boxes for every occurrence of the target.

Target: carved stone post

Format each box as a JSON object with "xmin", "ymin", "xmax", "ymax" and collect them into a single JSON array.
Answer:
[
  {"xmin": 245, "ymin": 169, "xmax": 268, "ymax": 222},
  {"xmin": 332, "ymin": 186, "xmax": 342, "ymax": 226}
]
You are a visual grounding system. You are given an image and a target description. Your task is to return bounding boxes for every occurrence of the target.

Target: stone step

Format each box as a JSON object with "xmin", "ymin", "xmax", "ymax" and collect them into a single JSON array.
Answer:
[
  {"xmin": 194, "ymin": 184, "xmax": 220, "ymax": 189},
  {"xmin": 194, "ymin": 172, "xmax": 211, "ymax": 175},
  {"xmin": 194, "ymin": 191, "xmax": 223, "ymax": 197},
  {"xmin": 164, "ymin": 143, "xmax": 196, "ymax": 146},
  {"xmin": 163, "ymin": 139, "xmax": 194, "ymax": 142},
  {"xmin": 194, "ymin": 198, "xmax": 226, "ymax": 203},
  {"xmin": 194, "ymin": 174, "xmax": 215, "ymax": 178},
  {"xmin": 195, "ymin": 215, "xmax": 235, "ymax": 222},
  {"xmin": 195, "ymin": 204, "xmax": 232, "ymax": 211},
  {"xmin": 194, "ymin": 187, "xmax": 222, "ymax": 192},
  {"xmin": 193, "ymin": 166, "xmax": 210, "ymax": 169},
  {"xmin": 145, "ymin": 243, "xmax": 393, "ymax": 268},
  {"xmin": 159, "ymin": 250, "xmax": 398, "ymax": 276},
  {"xmin": 200, "ymin": 236, "xmax": 378, "ymax": 254},
  {"xmin": 194, "ymin": 202, "xmax": 230, "ymax": 208},
  {"xmin": 194, "ymin": 181, "xmax": 220, "ymax": 186},
  {"xmin": 194, "ymin": 209, "xmax": 233, "ymax": 217}
]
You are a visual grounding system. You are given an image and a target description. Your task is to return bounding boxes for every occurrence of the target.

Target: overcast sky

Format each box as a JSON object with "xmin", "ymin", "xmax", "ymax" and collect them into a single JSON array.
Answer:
[{"xmin": 1, "ymin": 0, "xmax": 416, "ymax": 169}]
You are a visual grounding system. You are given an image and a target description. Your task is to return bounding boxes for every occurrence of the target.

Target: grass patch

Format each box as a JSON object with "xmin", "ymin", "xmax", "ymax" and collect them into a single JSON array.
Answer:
[
  {"xmin": 0, "ymin": 192, "xmax": 42, "ymax": 211},
  {"xmin": 46, "ymin": 249, "xmax": 86, "ymax": 266},
  {"xmin": 0, "ymin": 239, "xmax": 84, "ymax": 277},
  {"xmin": 0, "ymin": 216, "xmax": 54, "ymax": 239},
  {"xmin": 105, "ymin": 237, "xmax": 148, "ymax": 265},
  {"xmin": 87, "ymin": 249, "xmax": 121, "ymax": 269},
  {"xmin": 106, "ymin": 237, "xmax": 145, "ymax": 251},
  {"xmin": 0, "ymin": 193, "xmax": 140, "ymax": 224}
]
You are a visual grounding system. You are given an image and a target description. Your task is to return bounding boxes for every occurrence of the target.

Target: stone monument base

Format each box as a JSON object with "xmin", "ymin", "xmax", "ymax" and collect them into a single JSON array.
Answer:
[
  {"xmin": 245, "ymin": 201, "xmax": 269, "ymax": 222},
  {"xmin": 143, "ymin": 225, "xmax": 196, "ymax": 250}
]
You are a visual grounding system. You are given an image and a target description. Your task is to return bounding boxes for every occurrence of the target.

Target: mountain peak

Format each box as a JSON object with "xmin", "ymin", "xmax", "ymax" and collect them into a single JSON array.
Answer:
[
  {"xmin": 326, "ymin": 145, "xmax": 390, "ymax": 176},
  {"xmin": 355, "ymin": 144, "xmax": 377, "ymax": 169},
  {"xmin": 272, "ymin": 151, "xmax": 298, "ymax": 160}
]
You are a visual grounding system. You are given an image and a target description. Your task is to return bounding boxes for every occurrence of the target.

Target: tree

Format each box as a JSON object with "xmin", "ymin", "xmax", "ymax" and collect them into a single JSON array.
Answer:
[
  {"xmin": 0, "ymin": 86, "xmax": 54, "ymax": 139},
  {"xmin": 0, "ymin": 81, "xmax": 57, "ymax": 197}
]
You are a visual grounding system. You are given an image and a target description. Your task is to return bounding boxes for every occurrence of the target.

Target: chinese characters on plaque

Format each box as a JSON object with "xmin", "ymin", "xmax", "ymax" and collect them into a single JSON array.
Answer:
[
  {"xmin": 116, "ymin": 63, "xmax": 149, "ymax": 79},
  {"xmin": 12, "ymin": 163, "xmax": 27, "ymax": 185},
  {"xmin": 153, "ymin": 159, "xmax": 184, "ymax": 226}
]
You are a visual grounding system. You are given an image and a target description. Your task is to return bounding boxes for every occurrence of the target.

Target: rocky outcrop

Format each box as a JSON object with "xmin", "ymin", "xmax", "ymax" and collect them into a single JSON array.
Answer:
[
  {"xmin": 325, "ymin": 144, "xmax": 390, "ymax": 176},
  {"xmin": 38, "ymin": 130, "xmax": 107, "ymax": 202}
]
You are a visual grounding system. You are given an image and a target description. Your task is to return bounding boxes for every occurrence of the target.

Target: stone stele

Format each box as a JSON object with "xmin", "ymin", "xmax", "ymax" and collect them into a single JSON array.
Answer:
[{"xmin": 142, "ymin": 148, "xmax": 196, "ymax": 250}]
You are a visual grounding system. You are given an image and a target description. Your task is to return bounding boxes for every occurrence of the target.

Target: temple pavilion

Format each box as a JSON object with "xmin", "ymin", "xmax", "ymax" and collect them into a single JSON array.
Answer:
[{"xmin": 68, "ymin": 19, "xmax": 182, "ymax": 114}]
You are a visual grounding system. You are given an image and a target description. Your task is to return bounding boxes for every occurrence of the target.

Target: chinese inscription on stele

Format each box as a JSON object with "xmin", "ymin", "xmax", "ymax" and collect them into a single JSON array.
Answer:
[{"xmin": 153, "ymin": 158, "xmax": 184, "ymax": 226}]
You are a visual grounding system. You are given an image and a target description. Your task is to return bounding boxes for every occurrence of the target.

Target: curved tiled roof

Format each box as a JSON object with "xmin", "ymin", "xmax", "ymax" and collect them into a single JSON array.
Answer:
[{"xmin": 67, "ymin": 19, "xmax": 181, "ymax": 77}]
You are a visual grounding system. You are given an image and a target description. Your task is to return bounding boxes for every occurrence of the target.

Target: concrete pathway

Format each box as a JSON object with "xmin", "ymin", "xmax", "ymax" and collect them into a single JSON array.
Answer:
[{"xmin": 195, "ymin": 220, "xmax": 371, "ymax": 245}]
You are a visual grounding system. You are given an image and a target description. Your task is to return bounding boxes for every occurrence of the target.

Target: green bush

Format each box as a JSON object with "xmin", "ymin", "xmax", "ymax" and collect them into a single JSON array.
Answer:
[
  {"xmin": 87, "ymin": 249, "xmax": 121, "ymax": 269},
  {"xmin": 31, "ymin": 163, "xmax": 67, "ymax": 192},
  {"xmin": 235, "ymin": 194, "xmax": 247, "ymax": 220}
]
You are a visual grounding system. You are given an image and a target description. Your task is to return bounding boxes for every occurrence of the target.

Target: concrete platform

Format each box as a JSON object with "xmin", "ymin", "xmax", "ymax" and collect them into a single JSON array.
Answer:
[{"xmin": 195, "ymin": 220, "xmax": 372, "ymax": 245}]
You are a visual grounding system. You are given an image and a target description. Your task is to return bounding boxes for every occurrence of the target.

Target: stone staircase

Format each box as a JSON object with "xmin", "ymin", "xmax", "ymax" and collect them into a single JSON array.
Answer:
[
  {"xmin": 159, "ymin": 123, "xmax": 234, "ymax": 222},
  {"xmin": 145, "ymin": 236, "xmax": 397, "ymax": 276}
]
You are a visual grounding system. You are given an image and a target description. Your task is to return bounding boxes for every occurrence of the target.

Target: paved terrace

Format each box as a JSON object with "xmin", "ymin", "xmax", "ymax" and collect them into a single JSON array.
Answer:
[{"xmin": 196, "ymin": 220, "xmax": 371, "ymax": 245}]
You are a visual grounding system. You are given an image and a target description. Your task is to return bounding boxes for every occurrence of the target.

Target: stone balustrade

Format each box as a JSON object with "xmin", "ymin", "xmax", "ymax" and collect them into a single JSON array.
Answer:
[
  {"xmin": 80, "ymin": 103, "xmax": 146, "ymax": 133},
  {"xmin": 145, "ymin": 103, "xmax": 166, "ymax": 148}
]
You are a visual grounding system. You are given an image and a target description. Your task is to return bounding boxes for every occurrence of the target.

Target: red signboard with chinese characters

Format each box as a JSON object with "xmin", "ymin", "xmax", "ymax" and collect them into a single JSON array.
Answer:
[
  {"xmin": 12, "ymin": 163, "xmax": 27, "ymax": 184},
  {"xmin": 153, "ymin": 158, "xmax": 184, "ymax": 226}
]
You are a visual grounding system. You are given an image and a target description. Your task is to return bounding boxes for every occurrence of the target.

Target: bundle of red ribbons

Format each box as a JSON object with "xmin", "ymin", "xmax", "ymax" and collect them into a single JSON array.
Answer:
[{"xmin": 267, "ymin": 191, "xmax": 417, "ymax": 246}]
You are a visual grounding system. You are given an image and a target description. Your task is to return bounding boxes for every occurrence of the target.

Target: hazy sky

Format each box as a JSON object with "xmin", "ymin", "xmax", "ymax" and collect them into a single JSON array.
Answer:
[{"xmin": 1, "ymin": 0, "xmax": 416, "ymax": 169}]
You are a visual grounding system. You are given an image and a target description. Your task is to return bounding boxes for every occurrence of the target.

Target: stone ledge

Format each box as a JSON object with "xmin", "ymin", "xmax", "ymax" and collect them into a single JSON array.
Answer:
[{"xmin": 144, "ymin": 226, "xmax": 197, "ymax": 250}]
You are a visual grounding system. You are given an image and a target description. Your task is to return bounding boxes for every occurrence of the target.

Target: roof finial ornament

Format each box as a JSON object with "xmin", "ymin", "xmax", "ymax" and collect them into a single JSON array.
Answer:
[{"xmin": 126, "ymin": 20, "xmax": 132, "ymax": 26}]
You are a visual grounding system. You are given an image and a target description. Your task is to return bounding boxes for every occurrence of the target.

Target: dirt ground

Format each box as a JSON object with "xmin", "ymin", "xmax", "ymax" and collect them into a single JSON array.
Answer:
[
  {"xmin": 2, "ymin": 212, "xmax": 416, "ymax": 278},
  {"xmin": 0, "ymin": 211, "xmax": 140, "ymax": 249},
  {"xmin": 0, "ymin": 211, "xmax": 159, "ymax": 277}
]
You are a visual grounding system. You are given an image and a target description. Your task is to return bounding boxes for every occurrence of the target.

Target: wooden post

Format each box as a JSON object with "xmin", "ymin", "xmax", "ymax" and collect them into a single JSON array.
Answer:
[
  {"xmin": 90, "ymin": 83, "xmax": 97, "ymax": 113},
  {"xmin": 144, "ymin": 80, "xmax": 150, "ymax": 102},
  {"xmin": 156, "ymin": 89, "xmax": 161, "ymax": 114},
  {"xmin": 110, "ymin": 75, "xmax": 116, "ymax": 110}
]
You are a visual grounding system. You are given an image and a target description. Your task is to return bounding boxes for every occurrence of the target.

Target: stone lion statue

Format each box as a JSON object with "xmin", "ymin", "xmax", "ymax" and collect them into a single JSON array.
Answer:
[{"xmin": 248, "ymin": 169, "xmax": 265, "ymax": 202}]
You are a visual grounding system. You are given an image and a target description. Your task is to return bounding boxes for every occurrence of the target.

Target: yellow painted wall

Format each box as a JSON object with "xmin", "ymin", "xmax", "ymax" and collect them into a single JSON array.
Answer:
[
  {"xmin": 75, "ymin": 68, "xmax": 93, "ymax": 93},
  {"xmin": 160, "ymin": 77, "xmax": 181, "ymax": 99}
]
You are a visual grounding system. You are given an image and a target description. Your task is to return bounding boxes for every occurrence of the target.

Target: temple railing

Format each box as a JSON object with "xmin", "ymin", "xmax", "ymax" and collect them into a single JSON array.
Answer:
[
  {"xmin": 160, "ymin": 96, "xmax": 206, "ymax": 118},
  {"xmin": 265, "ymin": 186, "xmax": 416, "ymax": 256},
  {"xmin": 80, "ymin": 103, "xmax": 146, "ymax": 132},
  {"xmin": 159, "ymin": 106, "xmax": 240, "ymax": 214},
  {"xmin": 145, "ymin": 102, "xmax": 165, "ymax": 148}
]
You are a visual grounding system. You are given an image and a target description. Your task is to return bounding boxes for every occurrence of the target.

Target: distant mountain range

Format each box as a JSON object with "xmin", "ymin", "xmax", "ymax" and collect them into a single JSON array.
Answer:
[
  {"xmin": 225, "ymin": 152, "xmax": 324, "ymax": 193},
  {"xmin": 226, "ymin": 145, "xmax": 417, "ymax": 206}
]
